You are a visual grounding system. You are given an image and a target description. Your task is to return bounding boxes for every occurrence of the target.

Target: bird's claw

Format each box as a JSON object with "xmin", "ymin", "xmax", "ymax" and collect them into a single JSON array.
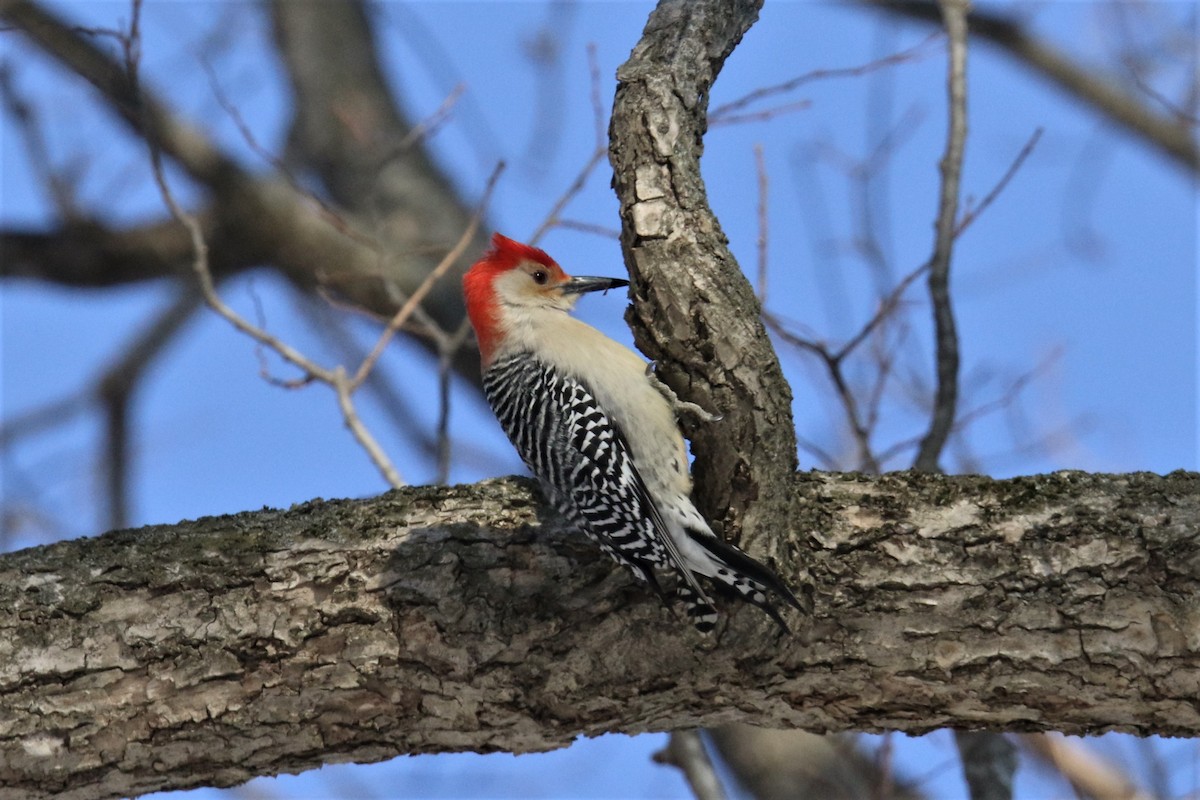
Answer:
[{"xmin": 645, "ymin": 361, "xmax": 723, "ymax": 423}]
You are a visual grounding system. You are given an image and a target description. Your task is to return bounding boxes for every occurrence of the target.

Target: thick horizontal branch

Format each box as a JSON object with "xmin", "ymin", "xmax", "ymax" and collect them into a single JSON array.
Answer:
[
  {"xmin": 1, "ymin": 214, "xmax": 246, "ymax": 287},
  {"xmin": 1, "ymin": 470, "xmax": 1197, "ymax": 799}
]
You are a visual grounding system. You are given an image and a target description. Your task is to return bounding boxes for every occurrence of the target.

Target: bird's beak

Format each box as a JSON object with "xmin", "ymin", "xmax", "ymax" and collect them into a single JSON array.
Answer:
[{"xmin": 561, "ymin": 275, "xmax": 630, "ymax": 295}]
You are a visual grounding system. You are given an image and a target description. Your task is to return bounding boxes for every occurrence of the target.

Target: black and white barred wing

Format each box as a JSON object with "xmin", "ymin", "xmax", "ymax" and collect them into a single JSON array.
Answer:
[{"xmin": 483, "ymin": 353, "xmax": 693, "ymax": 591}]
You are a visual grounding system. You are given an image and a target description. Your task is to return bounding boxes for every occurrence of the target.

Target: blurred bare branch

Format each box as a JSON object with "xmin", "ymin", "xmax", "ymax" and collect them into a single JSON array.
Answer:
[
  {"xmin": 912, "ymin": 0, "xmax": 967, "ymax": 474},
  {"xmin": 1021, "ymin": 734, "xmax": 1157, "ymax": 800},
  {"xmin": 1, "ymin": 0, "xmax": 491, "ymax": 385},
  {"xmin": 862, "ymin": 0, "xmax": 1199, "ymax": 173},
  {"xmin": 956, "ymin": 128, "xmax": 1042, "ymax": 236},
  {"xmin": 124, "ymin": 0, "xmax": 502, "ymax": 489},
  {"xmin": 519, "ymin": 0, "xmax": 576, "ymax": 180},
  {"xmin": 956, "ymin": 731, "xmax": 1018, "ymax": 800},
  {"xmin": 529, "ymin": 43, "xmax": 608, "ymax": 244},
  {"xmin": 754, "ymin": 143, "xmax": 769, "ymax": 302},
  {"xmin": 710, "ymin": 30, "xmax": 941, "ymax": 126},
  {"xmin": 654, "ymin": 731, "xmax": 728, "ymax": 800},
  {"xmin": 96, "ymin": 286, "xmax": 206, "ymax": 530},
  {"xmin": 708, "ymin": 726, "xmax": 923, "ymax": 800},
  {"xmin": 0, "ymin": 62, "xmax": 82, "ymax": 220}
]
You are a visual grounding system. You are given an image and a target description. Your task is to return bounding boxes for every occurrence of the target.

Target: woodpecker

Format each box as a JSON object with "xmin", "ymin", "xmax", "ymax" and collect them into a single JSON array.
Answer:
[{"xmin": 463, "ymin": 233, "xmax": 800, "ymax": 632}]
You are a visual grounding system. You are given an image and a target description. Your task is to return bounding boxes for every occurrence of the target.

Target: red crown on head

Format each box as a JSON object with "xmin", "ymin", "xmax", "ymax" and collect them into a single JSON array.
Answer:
[{"xmin": 485, "ymin": 233, "xmax": 557, "ymax": 271}]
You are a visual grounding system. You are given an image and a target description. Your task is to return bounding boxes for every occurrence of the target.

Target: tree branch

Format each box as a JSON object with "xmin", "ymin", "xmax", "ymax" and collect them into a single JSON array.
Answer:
[
  {"xmin": 861, "ymin": 0, "xmax": 1199, "ymax": 174},
  {"xmin": 269, "ymin": 0, "xmax": 492, "ymax": 340},
  {"xmin": 1, "ymin": 471, "xmax": 1198, "ymax": 799},
  {"xmin": 0, "ymin": 0, "xmax": 487, "ymax": 385},
  {"xmin": 913, "ymin": 0, "xmax": 967, "ymax": 473},
  {"xmin": 609, "ymin": 0, "xmax": 797, "ymax": 560},
  {"xmin": 96, "ymin": 285, "xmax": 206, "ymax": 530},
  {"xmin": 653, "ymin": 731, "xmax": 728, "ymax": 800},
  {"xmin": 0, "ymin": 0, "xmax": 237, "ymax": 185},
  {"xmin": 0, "ymin": 216, "xmax": 239, "ymax": 287}
]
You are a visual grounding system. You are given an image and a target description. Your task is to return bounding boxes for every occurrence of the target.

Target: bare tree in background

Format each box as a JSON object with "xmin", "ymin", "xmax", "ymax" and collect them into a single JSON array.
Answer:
[{"xmin": 0, "ymin": 1, "xmax": 1196, "ymax": 799}]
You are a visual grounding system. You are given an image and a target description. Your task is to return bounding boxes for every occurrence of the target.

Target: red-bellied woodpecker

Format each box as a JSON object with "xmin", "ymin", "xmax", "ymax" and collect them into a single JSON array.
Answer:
[{"xmin": 463, "ymin": 233, "xmax": 800, "ymax": 632}]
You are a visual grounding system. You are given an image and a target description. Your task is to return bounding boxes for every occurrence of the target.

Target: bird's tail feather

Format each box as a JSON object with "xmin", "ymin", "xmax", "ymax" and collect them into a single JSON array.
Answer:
[
  {"xmin": 685, "ymin": 527, "xmax": 801, "ymax": 632},
  {"xmin": 675, "ymin": 584, "xmax": 718, "ymax": 634}
]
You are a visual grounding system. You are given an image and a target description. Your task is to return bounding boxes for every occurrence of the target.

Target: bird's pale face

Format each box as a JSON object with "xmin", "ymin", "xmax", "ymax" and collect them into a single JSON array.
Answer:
[
  {"xmin": 492, "ymin": 260, "xmax": 579, "ymax": 312},
  {"xmin": 462, "ymin": 233, "xmax": 630, "ymax": 366}
]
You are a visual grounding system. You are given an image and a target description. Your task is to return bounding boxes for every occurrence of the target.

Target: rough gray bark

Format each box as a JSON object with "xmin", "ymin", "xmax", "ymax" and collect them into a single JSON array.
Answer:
[
  {"xmin": 1, "ymin": 471, "xmax": 1197, "ymax": 799},
  {"xmin": 609, "ymin": 0, "xmax": 798, "ymax": 561}
]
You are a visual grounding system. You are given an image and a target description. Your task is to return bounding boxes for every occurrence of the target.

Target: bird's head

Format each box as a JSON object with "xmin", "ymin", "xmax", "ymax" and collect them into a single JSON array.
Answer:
[{"xmin": 463, "ymin": 233, "xmax": 629, "ymax": 365}]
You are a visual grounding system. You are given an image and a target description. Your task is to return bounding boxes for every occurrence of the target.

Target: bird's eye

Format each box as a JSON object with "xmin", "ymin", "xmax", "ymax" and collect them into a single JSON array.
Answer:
[{"xmin": 532, "ymin": 270, "xmax": 548, "ymax": 285}]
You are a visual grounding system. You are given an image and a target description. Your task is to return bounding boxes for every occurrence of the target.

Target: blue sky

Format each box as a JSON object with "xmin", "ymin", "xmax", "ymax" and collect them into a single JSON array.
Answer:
[{"xmin": 2, "ymin": 1, "xmax": 1196, "ymax": 798}]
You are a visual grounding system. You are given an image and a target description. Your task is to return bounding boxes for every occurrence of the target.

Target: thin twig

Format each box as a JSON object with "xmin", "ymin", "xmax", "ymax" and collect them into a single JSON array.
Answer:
[
  {"xmin": 754, "ymin": 143, "xmax": 769, "ymax": 303},
  {"xmin": 201, "ymin": 58, "xmax": 376, "ymax": 248},
  {"xmin": 796, "ymin": 436, "xmax": 838, "ymax": 470},
  {"xmin": 768, "ymin": 13, "xmax": 1039, "ymax": 479},
  {"xmin": 434, "ymin": 350, "xmax": 454, "ymax": 485},
  {"xmin": 137, "ymin": 5, "xmax": 407, "ymax": 486},
  {"xmin": 765, "ymin": 314, "xmax": 882, "ymax": 473},
  {"xmin": 96, "ymin": 285, "xmax": 207, "ymax": 530},
  {"xmin": 759, "ymin": 14, "xmax": 975, "ymax": 477},
  {"xmin": 101, "ymin": 389, "xmax": 129, "ymax": 530},
  {"xmin": 764, "ymin": 258, "xmax": 924, "ymax": 473},
  {"xmin": 144, "ymin": 88, "xmax": 335, "ymax": 387},
  {"xmin": 710, "ymin": 99, "xmax": 812, "ymax": 127},
  {"xmin": 710, "ymin": 30, "xmax": 943, "ymax": 123},
  {"xmin": 435, "ymin": 319, "xmax": 475, "ymax": 484},
  {"xmin": 141, "ymin": 13, "xmax": 333, "ymax": 388},
  {"xmin": 92, "ymin": 0, "xmax": 144, "ymax": 529},
  {"xmin": 956, "ymin": 127, "xmax": 1042, "ymax": 236},
  {"xmin": 1, "ymin": 0, "xmax": 237, "ymax": 188},
  {"xmin": 333, "ymin": 368, "xmax": 403, "ymax": 488},
  {"xmin": 873, "ymin": 348, "xmax": 1060, "ymax": 468},
  {"xmin": 0, "ymin": 394, "xmax": 90, "ymax": 450},
  {"xmin": 809, "ymin": 104, "xmax": 927, "ymax": 294},
  {"xmin": 384, "ymin": 82, "xmax": 466, "ymax": 161},
  {"xmin": 552, "ymin": 219, "xmax": 620, "ymax": 239},
  {"xmin": 0, "ymin": 64, "xmax": 81, "ymax": 220},
  {"xmin": 246, "ymin": 282, "xmax": 314, "ymax": 389},
  {"xmin": 835, "ymin": 260, "xmax": 929, "ymax": 362},
  {"xmin": 797, "ymin": 119, "xmax": 1037, "ymax": 357},
  {"xmin": 783, "ymin": 116, "xmax": 1038, "ymax": 367},
  {"xmin": 528, "ymin": 146, "xmax": 606, "ymax": 245},
  {"xmin": 863, "ymin": 316, "xmax": 909, "ymax": 436},
  {"xmin": 305, "ymin": 296, "xmax": 437, "ymax": 454},
  {"xmin": 913, "ymin": 0, "xmax": 968, "ymax": 473},
  {"xmin": 350, "ymin": 162, "xmax": 504, "ymax": 390},
  {"xmin": 529, "ymin": 44, "xmax": 608, "ymax": 245},
  {"xmin": 865, "ymin": 0, "xmax": 1198, "ymax": 173},
  {"xmin": 587, "ymin": 43, "xmax": 604, "ymax": 150},
  {"xmin": 0, "ymin": 288, "xmax": 203, "ymax": 454}
]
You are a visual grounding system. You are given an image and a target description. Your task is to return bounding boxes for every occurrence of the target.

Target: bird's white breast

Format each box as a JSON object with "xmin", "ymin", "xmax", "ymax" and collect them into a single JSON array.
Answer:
[{"xmin": 496, "ymin": 307, "xmax": 693, "ymax": 498}]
